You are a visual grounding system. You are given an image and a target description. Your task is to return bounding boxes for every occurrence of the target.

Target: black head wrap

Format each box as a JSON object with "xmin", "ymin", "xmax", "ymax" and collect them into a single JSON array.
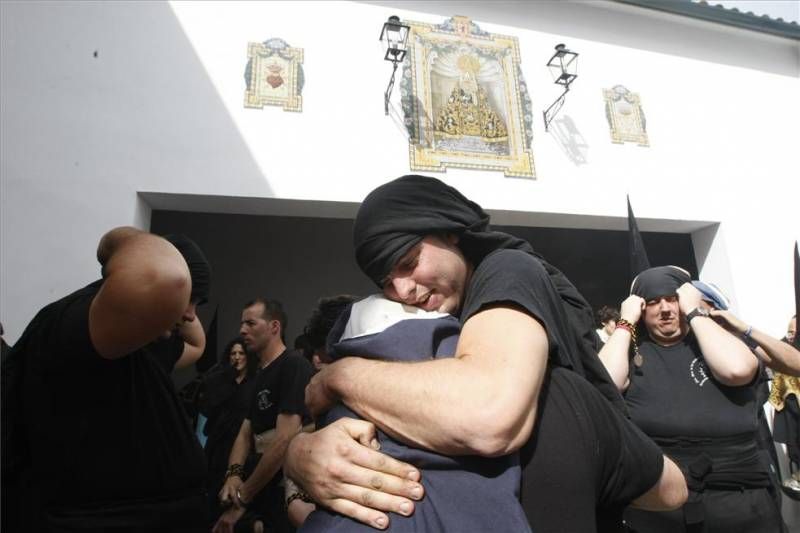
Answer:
[
  {"xmin": 354, "ymin": 175, "xmax": 533, "ymax": 286},
  {"xmin": 354, "ymin": 174, "xmax": 629, "ymax": 415},
  {"xmin": 630, "ymin": 265, "xmax": 691, "ymax": 301},
  {"xmin": 164, "ymin": 234, "xmax": 211, "ymax": 305}
]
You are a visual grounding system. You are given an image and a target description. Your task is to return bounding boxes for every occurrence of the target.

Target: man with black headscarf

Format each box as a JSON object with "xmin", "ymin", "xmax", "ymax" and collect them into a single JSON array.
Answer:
[
  {"xmin": 598, "ymin": 266, "xmax": 784, "ymax": 532},
  {"xmin": 285, "ymin": 175, "xmax": 687, "ymax": 532},
  {"xmin": 2, "ymin": 226, "xmax": 211, "ymax": 532}
]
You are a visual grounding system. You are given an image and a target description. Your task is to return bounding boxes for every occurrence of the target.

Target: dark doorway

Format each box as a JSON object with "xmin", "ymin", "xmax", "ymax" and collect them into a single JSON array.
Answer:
[{"xmin": 152, "ymin": 210, "xmax": 697, "ymax": 370}]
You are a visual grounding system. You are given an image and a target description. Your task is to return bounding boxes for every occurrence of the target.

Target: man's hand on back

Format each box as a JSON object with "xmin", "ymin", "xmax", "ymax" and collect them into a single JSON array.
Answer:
[{"xmin": 284, "ymin": 417, "xmax": 424, "ymax": 530}]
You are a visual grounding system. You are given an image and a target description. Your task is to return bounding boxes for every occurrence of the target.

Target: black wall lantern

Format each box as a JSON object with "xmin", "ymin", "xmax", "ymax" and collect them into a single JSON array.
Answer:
[
  {"xmin": 543, "ymin": 44, "xmax": 579, "ymax": 131},
  {"xmin": 380, "ymin": 15, "xmax": 410, "ymax": 115}
]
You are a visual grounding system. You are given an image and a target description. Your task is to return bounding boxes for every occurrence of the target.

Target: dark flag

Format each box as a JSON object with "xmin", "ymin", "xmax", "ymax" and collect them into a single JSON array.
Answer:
[
  {"xmin": 196, "ymin": 305, "xmax": 218, "ymax": 373},
  {"xmin": 794, "ymin": 242, "xmax": 799, "ymax": 349},
  {"xmin": 628, "ymin": 195, "xmax": 651, "ymax": 281}
]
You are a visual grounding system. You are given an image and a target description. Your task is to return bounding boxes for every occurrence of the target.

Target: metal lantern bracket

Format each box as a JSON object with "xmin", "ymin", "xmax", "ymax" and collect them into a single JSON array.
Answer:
[
  {"xmin": 543, "ymin": 44, "xmax": 579, "ymax": 132},
  {"xmin": 380, "ymin": 15, "xmax": 410, "ymax": 115}
]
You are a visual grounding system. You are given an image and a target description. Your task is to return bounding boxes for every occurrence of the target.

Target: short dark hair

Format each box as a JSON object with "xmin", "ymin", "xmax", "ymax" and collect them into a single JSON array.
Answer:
[
  {"xmin": 596, "ymin": 306, "xmax": 620, "ymax": 326},
  {"xmin": 303, "ymin": 295, "xmax": 358, "ymax": 358},
  {"xmin": 244, "ymin": 298, "xmax": 288, "ymax": 342}
]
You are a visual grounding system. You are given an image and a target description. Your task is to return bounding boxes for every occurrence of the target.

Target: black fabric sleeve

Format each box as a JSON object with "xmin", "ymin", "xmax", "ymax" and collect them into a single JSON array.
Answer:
[
  {"xmin": 277, "ymin": 355, "xmax": 313, "ymax": 416},
  {"xmin": 596, "ymin": 395, "xmax": 665, "ymax": 506},
  {"xmin": 52, "ymin": 281, "xmax": 104, "ymax": 367},
  {"xmin": 198, "ymin": 365, "xmax": 238, "ymax": 416},
  {"xmin": 460, "ymin": 249, "xmax": 574, "ymax": 368},
  {"xmin": 148, "ymin": 332, "xmax": 185, "ymax": 374}
]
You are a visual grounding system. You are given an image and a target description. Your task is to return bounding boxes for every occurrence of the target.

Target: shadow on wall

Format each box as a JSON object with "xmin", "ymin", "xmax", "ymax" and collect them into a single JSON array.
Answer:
[
  {"xmin": 549, "ymin": 114, "xmax": 589, "ymax": 165},
  {"xmin": 1, "ymin": 1, "xmax": 271, "ymax": 342}
]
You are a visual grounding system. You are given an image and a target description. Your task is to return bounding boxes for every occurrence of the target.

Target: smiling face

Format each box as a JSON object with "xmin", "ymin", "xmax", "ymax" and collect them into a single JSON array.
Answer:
[
  {"xmin": 642, "ymin": 294, "xmax": 686, "ymax": 345},
  {"xmin": 228, "ymin": 343, "xmax": 247, "ymax": 373},
  {"xmin": 381, "ymin": 234, "xmax": 471, "ymax": 315}
]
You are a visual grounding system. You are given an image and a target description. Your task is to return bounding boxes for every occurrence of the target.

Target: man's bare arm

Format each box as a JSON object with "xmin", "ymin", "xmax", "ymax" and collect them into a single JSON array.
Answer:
[
  {"xmin": 219, "ymin": 419, "xmax": 253, "ymax": 505},
  {"xmin": 710, "ymin": 309, "xmax": 800, "ymax": 376},
  {"xmin": 174, "ymin": 317, "xmax": 205, "ymax": 370},
  {"xmin": 597, "ymin": 295, "xmax": 643, "ymax": 392},
  {"xmin": 312, "ymin": 304, "xmax": 548, "ymax": 457},
  {"xmin": 676, "ymin": 284, "xmax": 757, "ymax": 386},
  {"xmin": 89, "ymin": 227, "xmax": 191, "ymax": 359},
  {"xmin": 630, "ymin": 456, "xmax": 688, "ymax": 511},
  {"xmin": 238, "ymin": 414, "xmax": 303, "ymax": 504}
]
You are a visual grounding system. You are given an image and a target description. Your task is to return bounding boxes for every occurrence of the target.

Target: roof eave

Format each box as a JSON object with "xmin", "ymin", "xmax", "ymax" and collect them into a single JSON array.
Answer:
[{"xmin": 614, "ymin": 0, "xmax": 800, "ymax": 41}]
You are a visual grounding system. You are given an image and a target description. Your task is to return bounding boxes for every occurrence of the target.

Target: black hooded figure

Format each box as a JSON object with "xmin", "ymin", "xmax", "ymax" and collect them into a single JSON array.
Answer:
[
  {"xmin": 622, "ymin": 263, "xmax": 784, "ymax": 533},
  {"xmin": 1, "ymin": 229, "xmax": 211, "ymax": 532}
]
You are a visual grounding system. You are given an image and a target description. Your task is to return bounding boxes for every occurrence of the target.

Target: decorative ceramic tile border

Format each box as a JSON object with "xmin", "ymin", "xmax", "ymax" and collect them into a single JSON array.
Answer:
[
  {"xmin": 400, "ymin": 16, "xmax": 535, "ymax": 178},
  {"xmin": 244, "ymin": 38, "xmax": 304, "ymax": 112},
  {"xmin": 603, "ymin": 85, "xmax": 649, "ymax": 146}
]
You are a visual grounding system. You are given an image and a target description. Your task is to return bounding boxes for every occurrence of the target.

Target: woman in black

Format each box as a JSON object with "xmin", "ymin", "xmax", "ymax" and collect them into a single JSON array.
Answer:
[{"xmin": 199, "ymin": 337, "xmax": 258, "ymax": 523}]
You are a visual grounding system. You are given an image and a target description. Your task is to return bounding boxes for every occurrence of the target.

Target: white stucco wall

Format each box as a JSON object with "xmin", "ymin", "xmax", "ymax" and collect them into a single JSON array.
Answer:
[{"xmin": 2, "ymin": 0, "xmax": 798, "ymax": 343}]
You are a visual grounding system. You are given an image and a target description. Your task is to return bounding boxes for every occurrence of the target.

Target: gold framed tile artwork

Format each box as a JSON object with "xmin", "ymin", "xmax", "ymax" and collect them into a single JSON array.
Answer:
[
  {"xmin": 603, "ymin": 85, "xmax": 649, "ymax": 146},
  {"xmin": 244, "ymin": 38, "xmax": 304, "ymax": 112},
  {"xmin": 400, "ymin": 16, "xmax": 535, "ymax": 179}
]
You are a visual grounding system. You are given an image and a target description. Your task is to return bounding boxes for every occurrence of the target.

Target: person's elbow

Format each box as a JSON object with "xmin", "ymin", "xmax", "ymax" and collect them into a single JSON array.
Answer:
[
  {"xmin": 632, "ymin": 457, "xmax": 688, "ymax": 511},
  {"xmin": 458, "ymin": 402, "xmax": 536, "ymax": 457},
  {"xmin": 713, "ymin": 360, "xmax": 757, "ymax": 387}
]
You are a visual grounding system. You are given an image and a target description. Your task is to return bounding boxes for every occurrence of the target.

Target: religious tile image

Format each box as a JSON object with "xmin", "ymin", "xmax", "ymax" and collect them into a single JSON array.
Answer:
[
  {"xmin": 244, "ymin": 38, "xmax": 304, "ymax": 112},
  {"xmin": 400, "ymin": 16, "xmax": 535, "ymax": 178},
  {"xmin": 603, "ymin": 85, "xmax": 649, "ymax": 146}
]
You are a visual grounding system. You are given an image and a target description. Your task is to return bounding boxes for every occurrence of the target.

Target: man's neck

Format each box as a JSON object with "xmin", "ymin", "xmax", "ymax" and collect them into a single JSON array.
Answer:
[
  {"xmin": 650, "ymin": 331, "xmax": 687, "ymax": 348},
  {"xmin": 258, "ymin": 341, "xmax": 287, "ymax": 369}
]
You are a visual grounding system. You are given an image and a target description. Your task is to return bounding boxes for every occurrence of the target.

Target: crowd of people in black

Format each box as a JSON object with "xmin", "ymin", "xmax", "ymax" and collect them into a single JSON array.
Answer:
[{"xmin": 2, "ymin": 175, "xmax": 799, "ymax": 533}]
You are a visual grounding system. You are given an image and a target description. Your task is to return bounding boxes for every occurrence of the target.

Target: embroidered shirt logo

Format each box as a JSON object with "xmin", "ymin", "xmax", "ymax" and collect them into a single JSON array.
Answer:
[
  {"xmin": 689, "ymin": 357, "xmax": 709, "ymax": 387},
  {"xmin": 257, "ymin": 389, "xmax": 273, "ymax": 410}
]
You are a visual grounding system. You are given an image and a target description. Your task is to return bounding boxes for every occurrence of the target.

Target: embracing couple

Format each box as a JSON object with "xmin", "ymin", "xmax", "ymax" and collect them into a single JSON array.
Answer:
[{"xmin": 285, "ymin": 175, "xmax": 687, "ymax": 533}]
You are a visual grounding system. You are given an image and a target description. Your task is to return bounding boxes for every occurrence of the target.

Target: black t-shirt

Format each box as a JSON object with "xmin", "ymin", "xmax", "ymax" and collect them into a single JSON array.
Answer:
[
  {"xmin": 626, "ymin": 337, "xmax": 760, "ymax": 438},
  {"xmin": 461, "ymin": 249, "xmax": 580, "ymax": 368},
  {"xmin": 247, "ymin": 349, "xmax": 312, "ymax": 436},
  {"xmin": 459, "ymin": 250, "xmax": 664, "ymax": 529},
  {"xmin": 20, "ymin": 280, "xmax": 207, "ymax": 522}
]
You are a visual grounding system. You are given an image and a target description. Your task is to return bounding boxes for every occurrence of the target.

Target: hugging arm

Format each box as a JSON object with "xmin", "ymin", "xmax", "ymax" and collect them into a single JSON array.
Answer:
[
  {"xmin": 288, "ymin": 304, "xmax": 547, "ymax": 529},
  {"xmin": 309, "ymin": 304, "xmax": 548, "ymax": 456}
]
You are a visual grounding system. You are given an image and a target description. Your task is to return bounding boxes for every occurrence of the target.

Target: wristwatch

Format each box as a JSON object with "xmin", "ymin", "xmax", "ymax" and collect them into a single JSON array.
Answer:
[{"xmin": 686, "ymin": 307, "xmax": 710, "ymax": 323}]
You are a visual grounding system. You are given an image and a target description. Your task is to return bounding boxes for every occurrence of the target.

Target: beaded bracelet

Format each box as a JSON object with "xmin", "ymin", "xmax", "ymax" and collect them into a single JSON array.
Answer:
[
  {"xmin": 286, "ymin": 490, "xmax": 314, "ymax": 508},
  {"xmin": 225, "ymin": 463, "xmax": 246, "ymax": 481},
  {"xmin": 616, "ymin": 319, "xmax": 643, "ymax": 367}
]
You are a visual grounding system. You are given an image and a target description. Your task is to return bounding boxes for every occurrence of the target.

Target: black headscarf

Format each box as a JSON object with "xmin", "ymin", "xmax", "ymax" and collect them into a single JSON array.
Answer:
[
  {"xmin": 630, "ymin": 265, "xmax": 691, "ymax": 301},
  {"xmin": 354, "ymin": 175, "xmax": 627, "ymax": 414},
  {"xmin": 163, "ymin": 234, "xmax": 211, "ymax": 305},
  {"xmin": 354, "ymin": 175, "xmax": 532, "ymax": 286}
]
